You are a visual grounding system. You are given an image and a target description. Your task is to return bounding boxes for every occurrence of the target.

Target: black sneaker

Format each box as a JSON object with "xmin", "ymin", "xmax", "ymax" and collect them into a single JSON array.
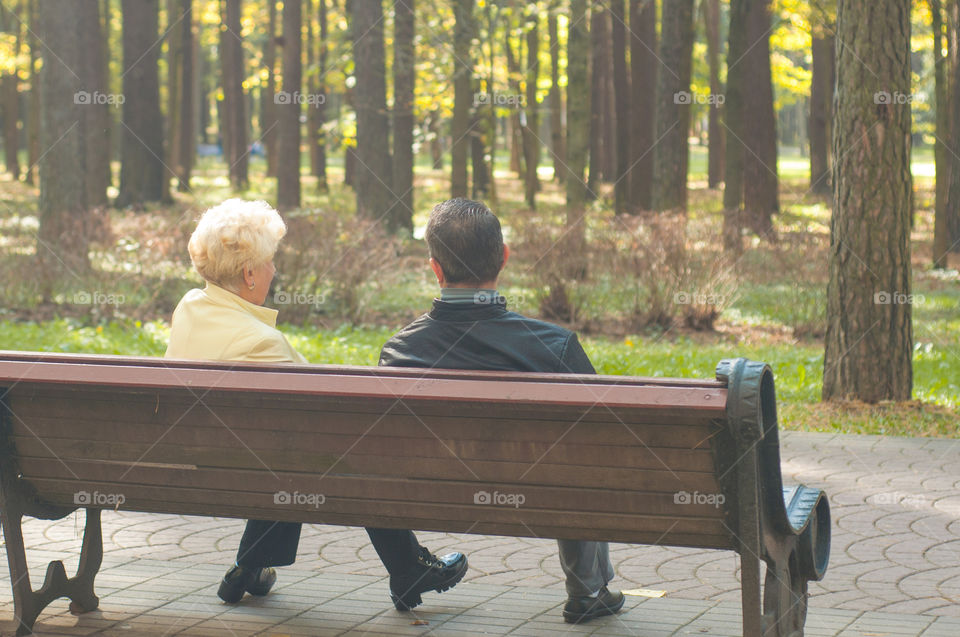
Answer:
[
  {"xmin": 389, "ymin": 548, "xmax": 468, "ymax": 610},
  {"xmin": 562, "ymin": 586, "xmax": 625, "ymax": 623},
  {"xmin": 217, "ymin": 565, "xmax": 277, "ymax": 603}
]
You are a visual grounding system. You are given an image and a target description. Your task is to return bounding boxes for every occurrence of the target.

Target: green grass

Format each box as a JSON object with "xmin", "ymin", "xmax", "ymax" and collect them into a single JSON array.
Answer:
[{"xmin": 3, "ymin": 316, "xmax": 956, "ymax": 438}]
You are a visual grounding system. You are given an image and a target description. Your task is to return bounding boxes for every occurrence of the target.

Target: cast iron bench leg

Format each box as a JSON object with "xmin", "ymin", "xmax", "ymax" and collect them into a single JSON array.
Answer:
[{"xmin": 1, "ymin": 507, "xmax": 102, "ymax": 636}]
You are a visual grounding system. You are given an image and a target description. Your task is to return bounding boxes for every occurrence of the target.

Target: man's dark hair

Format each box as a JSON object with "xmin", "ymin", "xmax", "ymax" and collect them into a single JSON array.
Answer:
[{"xmin": 425, "ymin": 198, "xmax": 504, "ymax": 285}]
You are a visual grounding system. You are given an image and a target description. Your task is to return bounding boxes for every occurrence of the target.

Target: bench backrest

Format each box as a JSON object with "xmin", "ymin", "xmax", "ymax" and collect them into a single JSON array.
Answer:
[{"xmin": 0, "ymin": 352, "xmax": 735, "ymax": 550}]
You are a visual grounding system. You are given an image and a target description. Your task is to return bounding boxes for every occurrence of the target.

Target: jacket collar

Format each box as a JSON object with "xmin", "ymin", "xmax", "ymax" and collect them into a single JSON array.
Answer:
[
  {"xmin": 428, "ymin": 297, "xmax": 508, "ymax": 321},
  {"xmin": 203, "ymin": 282, "xmax": 279, "ymax": 328}
]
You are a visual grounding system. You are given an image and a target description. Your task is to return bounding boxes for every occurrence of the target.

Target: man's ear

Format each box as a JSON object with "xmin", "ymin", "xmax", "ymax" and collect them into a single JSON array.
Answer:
[
  {"xmin": 500, "ymin": 244, "xmax": 510, "ymax": 272},
  {"xmin": 429, "ymin": 257, "xmax": 445, "ymax": 286}
]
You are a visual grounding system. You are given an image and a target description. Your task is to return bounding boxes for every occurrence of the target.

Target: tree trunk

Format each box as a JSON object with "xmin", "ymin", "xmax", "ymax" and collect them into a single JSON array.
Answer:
[
  {"xmin": 166, "ymin": 0, "xmax": 193, "ymax": 192},
  {"xmin": 470, "ymin": 112, "xmax": 490, "ymax": 198},
  {"xmin": 0, "ymin": 4, "xmax": 20, "ymax": 180},
  {"xmin": 262, "ymin": 0, "xmax": 278, "ymax": 177},
  {"xmin": 505, "ymin": 25, "xmax": 524, "ymax": 178},
  {"xmin": 429, "ymin": 109, "xmax": 443, "ymax": 169},
  {"xmin": 629, "ymin": 0, "xmax": 656, "ymax": 211},
  {"xmin": 310, "ymin": 0, "xmax": 329, "ymax": 189},
  {"xmin": 117, "ymin": 0, "xmax": 166, "ymax": 208},
  {"xmin": 451, "ymin": 0, "xmax": 474, "ymax": 198},
  {"xmin": 932, "ymin": 0, "xmax": 951, "ymax": 267},
  {"xmin": 741, "ymin": 0, "xmax": 779, "ymax": 235},
  {"xmin": 601, "ymin": 8, "xmax": 616, "ymax": 183},
  {"xmin": 610, "ymin": 0, "xmax": 629, "ymax": 212},
  {"xmin": 38, "ymin": 0, "xmax": 91, "ymax": 274},
  {"xmin": 547, "ymin": 5, "xmax": 565, "ymax": 184},
  {"xmin": 221, "ymin": 0, "xmax": 248, "ymax": 192},
  {"xmin": 522, "ymin": 6, "xmax": 540, "ymax": 209},
  {"xmin": 810, "ymin": 33, "xmax": 834, "ymax": 195},
  {"xmin": 81, "ymin": 0, "xmax": 109, "ymax": 208},
  {"xmin": 722, "ymin": 0, "xmax": 748, "ymax": 251},
  {"xmin": 350, "ymin": 0, "xmax": 394, "ymax": 222},
  {"xmin": 25, "ymin": 0, "xmax": 39, "ymax": 185},
  {"xmin": 823, "ymin": 0, "xmax": 913, "ymax": 403},
  {"xmin": 277, "ymin": 0, "xmax": 301, "ymax": 210},
  {"xmin": 565, "ymin": 0, "xmax": 589, "ymax": 277},
  {"xmin": 652, "ymin": 0, "xmax": 694, "ymax": 212},
  {"xmin": 392, "ymin": 0, "xmax": 414, "ymax": 231},
  {"xmin": 705, "ymin": 0, "xmax": 725, "ymax": 189},
  {"xmin": 946, "ymin": 0, "xmax": 960, "ymax": 256},
  {"xmin": 587, "ymin": 4, "xmax": 608, "ymax": 194},
  {"xmin": 177, "ymin": 0, "xmax": 194, "ymax": 191}
]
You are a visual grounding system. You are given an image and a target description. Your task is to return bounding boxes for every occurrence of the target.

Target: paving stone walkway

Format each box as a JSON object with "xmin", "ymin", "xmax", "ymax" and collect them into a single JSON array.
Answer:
[{"xmin": 1, "ymin": 432, "xmax": 958, "ymax": 636}]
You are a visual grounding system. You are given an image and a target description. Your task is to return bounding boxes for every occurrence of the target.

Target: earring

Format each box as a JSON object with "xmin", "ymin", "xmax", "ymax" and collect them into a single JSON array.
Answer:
[{"xmin": 248, "ymin": 282, "xmax": 255, "ymax": 290}]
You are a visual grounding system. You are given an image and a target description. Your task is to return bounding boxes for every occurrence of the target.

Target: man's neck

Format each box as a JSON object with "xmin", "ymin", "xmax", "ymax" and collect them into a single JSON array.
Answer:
[{"xmin": 439, "ymin": 287, "xmax": 499, "ymax": 304}]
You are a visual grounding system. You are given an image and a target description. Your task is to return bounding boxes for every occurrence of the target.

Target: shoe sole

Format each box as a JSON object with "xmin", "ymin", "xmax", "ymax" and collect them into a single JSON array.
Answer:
[
  {"xmin": 562, "ymin": 597, "xmax": 626, "ymax": 624},
  {"xmin": 391, "ymin": 557, "xmax": 469, "ymax": 611}
]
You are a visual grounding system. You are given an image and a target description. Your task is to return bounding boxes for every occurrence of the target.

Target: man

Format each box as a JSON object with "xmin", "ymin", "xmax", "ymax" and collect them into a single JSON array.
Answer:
[{"xmin": 378, "ymin": 198, "xmax": 625, "ymax": 624}]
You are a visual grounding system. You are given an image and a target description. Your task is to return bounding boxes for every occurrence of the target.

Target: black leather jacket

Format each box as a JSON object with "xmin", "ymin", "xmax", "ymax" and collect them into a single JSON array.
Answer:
[{"xmin": 379, "ymin": 298, "xmax": 596, "ymax": 375}]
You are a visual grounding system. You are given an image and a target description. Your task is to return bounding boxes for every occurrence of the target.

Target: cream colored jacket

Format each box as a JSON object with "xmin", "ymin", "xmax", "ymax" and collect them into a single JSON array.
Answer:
[{"xmin": 165, "ymin": 283, "xmax": 307, "ymax": 363}]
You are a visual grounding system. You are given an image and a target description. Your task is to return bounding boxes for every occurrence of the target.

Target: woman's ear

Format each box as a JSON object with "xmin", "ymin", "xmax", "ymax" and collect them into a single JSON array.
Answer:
[{"xmin": 242, "ymin": 267, "xmax": 256, "ymax": 289}]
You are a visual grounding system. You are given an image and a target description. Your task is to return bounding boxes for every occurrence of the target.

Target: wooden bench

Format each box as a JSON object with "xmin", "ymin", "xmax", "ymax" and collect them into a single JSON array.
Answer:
[{"xmin": 0, "ymin": 352, "xmax": 830, "ymax": 636}]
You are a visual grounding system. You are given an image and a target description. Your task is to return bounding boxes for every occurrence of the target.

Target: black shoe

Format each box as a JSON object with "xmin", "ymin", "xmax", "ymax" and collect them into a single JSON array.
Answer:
[
  {"xmin": 217, "ymin": 565, "xmax": 277, "ymax": 603},
  {"xmin": 562, "ymin": 586, "xmax": 625, "ymax": 624},
  {"xmin": 389, "ymin": 548, "xmax": 468, "ymax": 611}
]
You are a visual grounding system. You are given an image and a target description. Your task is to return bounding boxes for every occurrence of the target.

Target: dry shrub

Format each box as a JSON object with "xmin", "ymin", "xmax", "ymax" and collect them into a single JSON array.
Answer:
[{"xmin": 275, "ymin": 210, "xmax": 406, "ymax": 323}]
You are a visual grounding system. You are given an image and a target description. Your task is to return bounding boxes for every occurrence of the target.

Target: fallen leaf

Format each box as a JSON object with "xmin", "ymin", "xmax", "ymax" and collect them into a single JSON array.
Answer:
[{"xmin": 621, "ymin": 588, "xmax": 666, "ymax": 598}]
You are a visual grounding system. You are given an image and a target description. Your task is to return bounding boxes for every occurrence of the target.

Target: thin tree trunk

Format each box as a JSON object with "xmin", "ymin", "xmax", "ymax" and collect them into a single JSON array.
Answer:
[
  {"xmin": 705, "ymin": 0, "xmax": 725, "ymax": 189},
  {"xmin": 451, "ymin": 0, "xmax": 474, "ymax": 198},
  {"xmin": 601, "ymin": 8, "xmax": 616, "ymax": 182},
  {"xmin": 723, "ymin": 0, "xmax": 748, "ymax": 251},
  {"xmin": 629, "ymin": 0, "xmax": 656, "ymax": 211},
  {"xmin": 741, "ymin": 0, "xmax": 779, "ymax": 235},
  {"xmin": 0, "ymin": 4, "xmax": 21, "ymax": 180},
  {"xmin": 565, "ymin": 0, "xmax": 589, "ymax": 277},
  {"xmin": 177, "ymin": 0, "xmax": 194, "ymax": 191},
  {"xmin": 81, "ymin": 0, "xmax": 109, "ymax": 208},
  {"xmin": 522, "ymin": 6, "xmax": 540, "ymax": 209},
  {"xmin": 932, "ymin": 0, "xmax": 951, "ymax": 267},
  {"xmin": 314, "ymin": 0, "xmax": 328, "ymax": 189},
  {"xmin": 392, "ymin": 0, "xmax": 415, "ymax": 230},
  {"xmin": 652, "ymin": 0, "xmax": 695, "ymax": 212},
  {"xmin": 221, "ymin": 0, "xmax": 248, "ymax": 192},
  {"xmin": 350, "ymin": 0, "xmax": 394, "ymax": 221},
  {"xmin": 276, "ymin": 0, "xmax": 301, "ymax": 210},
  {"xmin": 25, "ymin": 0, "xmax": 39, "ymax": 184},
  {"xmin": 117, "ymin": 0, "xmax": 166, "ymax": 207},
  {"xmin": 810, "ymin": 33, "xmax": 834, "ymax": 195},
  {"xmin": 263, "ymin": 0, "xmax": 278, "ymax": 177},
  {"xmin": 38, "ymin": 0, "xmax": 91, "ymax": 274},
  {"xmin": 823, "ymin": 0, "xmax": 913, "ymax": 402},
  {"xmin": 610, "ymin": 0, "xmax": 629, "ymax": 212},
  {"xmin": 587, "ymin": 4, "xmax": 608, "ymax": 194},
  {"xmin": 505, "ymin": 24, "xmax": 524, "ymax": 178},
  {"xmin": 547, "ymin": 5, "xmax": 565, "ymax": 184}
]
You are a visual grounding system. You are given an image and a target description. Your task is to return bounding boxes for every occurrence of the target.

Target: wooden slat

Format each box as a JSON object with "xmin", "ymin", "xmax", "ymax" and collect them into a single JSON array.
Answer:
[
  {"xmin": 8, "ymin": 393, "xmax": 724, "ymax": 444},
  {"xmin": 0, "ymin": 362, "xmax": 727, "ymax": 413},
  {"xmin": 0, "ymin": 350, "xmax": 727, "ymax": 389},
  {"xmin": 19, "ymin": 458, "xmax": 729, "ymax": 519},
  {"xmin": 11, "ymin": 419, "xmax": 718, "ymax": 472},
  {"xmin": 13, "ymin": 440, "xmax": 721, "ymax": 493},
  {"xmin": 27, "ymin": 478, "xmax": 729, "ymax": 538}
]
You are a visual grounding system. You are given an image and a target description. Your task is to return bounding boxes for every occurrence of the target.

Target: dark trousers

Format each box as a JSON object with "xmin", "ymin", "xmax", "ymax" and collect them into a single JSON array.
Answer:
[{"xmin": 235, "ymin": 520, "xmax": 422, "ymax": 576}]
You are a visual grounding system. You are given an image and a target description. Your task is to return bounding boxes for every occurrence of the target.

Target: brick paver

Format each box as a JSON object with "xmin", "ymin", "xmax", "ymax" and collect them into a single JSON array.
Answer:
[{"xmin": 1, "ymin": 431, "xmax": 958, "ymax": 635}]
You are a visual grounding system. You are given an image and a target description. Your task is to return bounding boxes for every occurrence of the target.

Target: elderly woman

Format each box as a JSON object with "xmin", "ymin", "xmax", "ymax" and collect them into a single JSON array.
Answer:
[{"xmin": 166, "ymin": 199, "xmax": 467, "ymax": 609}]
